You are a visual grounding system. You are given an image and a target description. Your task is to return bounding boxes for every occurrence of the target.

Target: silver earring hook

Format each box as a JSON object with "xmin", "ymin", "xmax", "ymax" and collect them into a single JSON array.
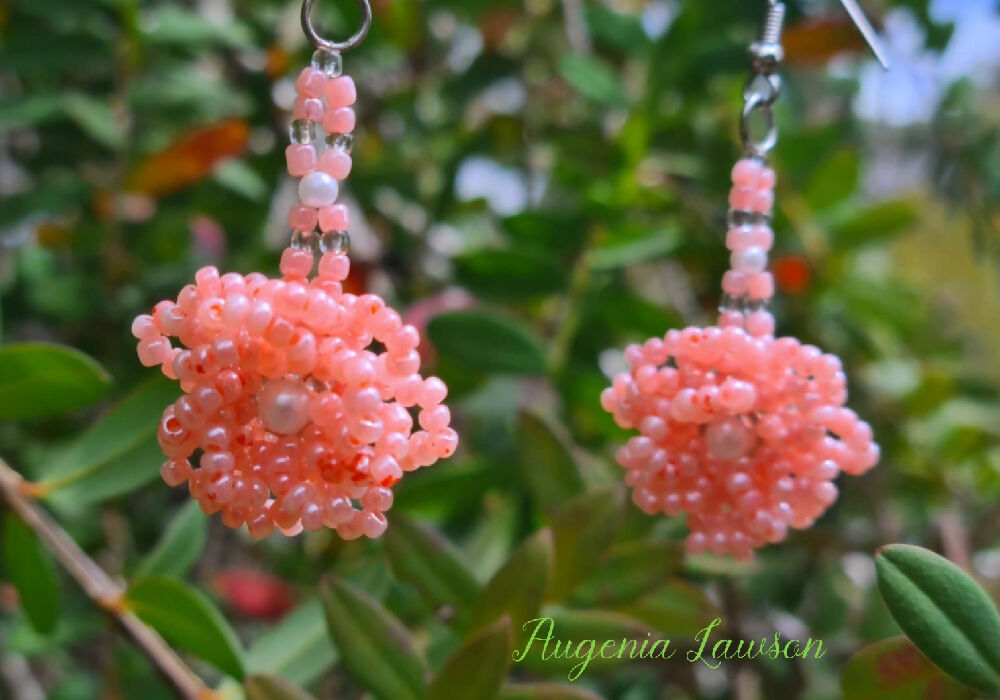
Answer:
[
  {"xmin": 301, "ymin": 0, "xmax": 372, "ymax": 54},
  {"xmin": 837, "ymin": 0, "xmax": 891, "ymax": 70}
]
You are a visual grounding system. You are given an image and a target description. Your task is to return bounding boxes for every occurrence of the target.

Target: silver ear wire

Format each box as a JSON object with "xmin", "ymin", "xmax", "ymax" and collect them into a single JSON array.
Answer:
[
  {"xmin": 838, "ymin": 0, "xmax": 891, "ymax": 70},
  {"xmin": 301, "ymin": 0, "xmax": 372, "ymax": 54},
  {"xmin": 740, "ymin": 0, "xmax": 890, "ymax": 157}
]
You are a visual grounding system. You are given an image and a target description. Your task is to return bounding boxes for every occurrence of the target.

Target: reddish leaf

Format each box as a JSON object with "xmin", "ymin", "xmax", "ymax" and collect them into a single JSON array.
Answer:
[
  {"xmin": 127, "ymin": 119, "xmax": 250, "ymax": 197},
  {"xmin": 784, "ymin": 17, "xmax": 871, "ymax": 65}
]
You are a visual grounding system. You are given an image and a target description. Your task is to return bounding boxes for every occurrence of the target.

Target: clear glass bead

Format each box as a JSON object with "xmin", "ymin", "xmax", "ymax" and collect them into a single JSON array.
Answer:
[
  {"xmin": 727, "ymin": 210, "xmax": 751, "ymax": 228},
  {"xmin": 320, "ymin": 230, "xmax": 350, "ymax": 254},
  {"xmin": 744, "ymin": 298, "xmax": 770, "ymax": 313},
  {"xmin": 312, "ymin": 49, "xmax": 343, "ymax": 78},
  {"xmin": 326, "ymin": 132, "xmax": 354, "ymax": 154},
  {"xmin": 290, "ymin": 119, "xmax": 316, "ymax": 144},
  {"xmin": 719, "ymin": 294, "xmax": 744, "ymax": 313},
  {"xmin": 290, "ymin": 229, "xmax": 314, "ymax": 250}
]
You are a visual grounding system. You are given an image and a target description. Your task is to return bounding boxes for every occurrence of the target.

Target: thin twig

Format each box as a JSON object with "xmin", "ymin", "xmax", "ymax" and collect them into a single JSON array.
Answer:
[
  {"xmin": 0, "ymin": 459, "xmax": 214, "ymax": 699},
  {"xmin": 560, "ymin": 0, "xmax": 592, "ymax": 54}
]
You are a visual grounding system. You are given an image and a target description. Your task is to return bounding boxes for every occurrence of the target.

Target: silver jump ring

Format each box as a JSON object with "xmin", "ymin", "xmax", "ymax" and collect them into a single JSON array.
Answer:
[
  {"xmin": 740, "ymin": 92, "xmax": 778, "ymax": 157},
  {"xmin": 301, "ymin": 0, "xmax": 372, "ymax": 53},
  {"xmin": 742, "ymin": 73, "xmax": 781, "ymax": 106}
]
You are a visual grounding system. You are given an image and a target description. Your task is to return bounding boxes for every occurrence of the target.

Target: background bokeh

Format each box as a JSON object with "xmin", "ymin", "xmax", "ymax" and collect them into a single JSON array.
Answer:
[{"xmin": 1, "ymin": 0, "xmax": 999, "ymax": 698}]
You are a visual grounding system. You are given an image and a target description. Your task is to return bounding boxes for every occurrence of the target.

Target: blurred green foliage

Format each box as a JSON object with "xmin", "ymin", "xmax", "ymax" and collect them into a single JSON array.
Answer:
[{"xmin": 1, "ymin": 0, "xmax": 999, "ymax": 698}]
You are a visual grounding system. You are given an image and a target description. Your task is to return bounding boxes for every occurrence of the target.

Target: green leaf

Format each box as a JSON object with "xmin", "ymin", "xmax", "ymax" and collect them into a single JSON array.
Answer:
[
  {"xmin": 320, "ymin": 576, "xmax": 425, "ymax": 700},
  {"xmin": 590, "ymin": 226, "xmax": 681, "ymax": 270},
  {"xmin": 246, "ymin": 599, "xmax": 337, "ymax": 687},
  {"xmin": 427, "ymin": 617, "xmax": 512, "ymax": 700},
  {"xmin": 244, "ymin": 674, "xmax": 317, "ymax": 700},
  {"xmin": 143, "ymin": 7, "xmax": 253, "ymax": 47},
  {"xmin": 830, "ymin": 199, "xmax": 918, "ymax": 250},
  {"xmin": 547, "ymin": 485, "xmax": 625, "ymax": 601},
  {"xmin": 134, "ymin": 501, "xmax": 207, "ymax": 579},
  {"xmin": 572, "ymin": 541, "xmax": 683, "ymax": 607},
  {"xmin": 455, "ymin": 250, "xmax": 568, "ymax": 300},
  {"xmin": 803, "ymin": 149, "xmax": 859, "ymax": 211},
  {"xmin": 0, "ymin": 94, "xmax": 64, "ymax": 130},
  {"xmin": 62, "ymin": 94, "xmax": 123, "ymax": 149},
  {"xmin": 427, "ymin": 312, "xmax": 546, "ymax": 375},
  {"xmin": 2, "ymin": 514, "xmax": 60, "ymax": 635},
  {"xmin": 214, "ymin": 159, "xmax": 268, "ymax": 201},
  {"xmin": 125, "ymin": 576, "xmax": 245, "ymax": 679},
  {"xmin": 517, "ymin": 412, "xmax": 585, "ymax": 513},
  {"xmin": 468, "ymin": 529, "xmax": 553, "ymax": 640},
  {"xmin": 499, "ymin": 684, "xmax": 604, "ymax": 700},
  {"xmin": 875, "ymin": 544, "xmax": 1000, "ymax": 694},
  {"xmin": 842, "ymin": 636, "xmax": 975, "ymax": 700},
  {"xmin": 384, "ymin": 513, "xmax": 481, "ymax": 620},
  {"xmin": 0, "ymin": 343, "xmax": 111, "ymax": 421},
  {"xmin": 39, "ymin": 376, "xmax": 180, "ymax": 506},
  {"xmin": 617, "ymin": 578, "xmax": 723, "ymax": 638},
  {"xmin": 558, "ymin": 54, "xmax": 627, "ymax": 105}
]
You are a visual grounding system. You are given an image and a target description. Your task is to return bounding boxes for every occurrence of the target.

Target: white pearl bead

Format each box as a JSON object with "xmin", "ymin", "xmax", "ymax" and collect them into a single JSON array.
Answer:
[
  {"xmin": 731, "ymin": 245, "xmax": 768, "ymax": 274},
  {"xmin": 258, "ymin": 379, "xmax": 312, "ymax": 435},
  {"xmin": 298, "ymin": 171, "xmax": 339, "ymax": 208},
  {"xmin": 705, "ymin": 417, "xmax": 756, "ymax": 461}
]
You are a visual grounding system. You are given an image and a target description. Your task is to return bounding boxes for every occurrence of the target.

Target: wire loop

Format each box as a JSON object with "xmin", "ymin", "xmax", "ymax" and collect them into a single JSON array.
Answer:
[
  {"xmin": 301, "ymin": 0, "xmax": 372, "ymax": 53},
  {"xmin": 740, "ymin": 92, "xmax": 778, "ymax": 157}
]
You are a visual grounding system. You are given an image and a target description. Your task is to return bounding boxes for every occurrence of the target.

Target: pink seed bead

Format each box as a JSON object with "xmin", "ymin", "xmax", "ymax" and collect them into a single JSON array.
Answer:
[
  {"xmin": 361, "ymin": 486, "xmax": 393, "ymax": 512},
  {"xmin": 138, "ymin": 337, "xmax": 171, "ymax": 367},
  {"xmin": 318, "ymin": 252, "xmax": 350, "ymax": 281},
  {"xmin": 418, "ymin": 377, "xmax": 448, "ymax": 408},
  {"xmin": 318, "ymin": 204, "xmax": 350, "ymax": 232},
  {"xmin": 757, "ymin": 167, "xmax": 776, "ymax": 190},
  {"xmin": 719, "ymin": 310, "xmax": 744, "ymax": 328},
  {"xmin": 324, "ymin": 76, "xmax": 357, "ymax": 108},
  {"xmin": 195, "ymin": 266, "xmax": 221, "ymax": 294},
  {"xmin": 359, "ymin": 511, "xmax": 387, "ymax": 538},
  {"xmin": 318, "ymin": 149, "xmax": 352, "ymax": 180},
  {"xmin": 247, "ymin": 300, "xmax": 274, "ymax": 335},
  {"xmin": 288, "ymin": 204, "xmax": 318, "ymax": 232},
  {"xmin": 745, "ymin": 310, "xmax": 775, "ymax": 337},
  {"xmin": 433, "ymin": 428, "xmax": 459, "ymax": 458},
  {"xmin": 285, "ymin": 144, "xmax": 317, "ymax": 177},
  {"xmin": 132, "ymin": 315, "xmax": 159, "ymax": 340},
  {"xmin": 418, "ymin": 405, "xmax": 450, "ymax": 432},
  {"xmin": 726, "ymin": 226, "xmax": 754, "ymax": 251},
  {"xmin": 721, "ymin": 271, "xmax": 748, "ymax": 296},
  {"xmin": 751, "ymin": 190, "xmax": 774, "ymax": 213},
  {"xmin": 749, "ymin": 225, "xmax": 774, "ymax": 250},
  {"xmin": 280, "ymin": 247, "xmax": 315, "ymax": 278},
  {"xmin": 160, "ymin": 459, "xmax": 191, "ymax": 487},
  {"xmin": 729, "ymin": 187, "xmax": 755, "ymax": 210},
  {"xmin": 293, "ymin": 96, "xmax": 324, "ymax": 121},
  {"xmin": 323, "ymin": 107, "xmax": 356, "ymax": 135},
  {"xmin": 747, "ymin": 272, "xmax": 774, "ymax": 300},
  {"xmin": 731, "ymin": 158, "xmax": 763, "ymax": 187},
  {"xmin": 295, "ymin": 67, "xmax": 327, "ymax": 98}
]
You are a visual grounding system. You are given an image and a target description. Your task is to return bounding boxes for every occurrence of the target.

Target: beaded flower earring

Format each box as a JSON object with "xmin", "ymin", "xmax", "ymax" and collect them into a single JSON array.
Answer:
[
  {"xmin": 131, "ymin": 0, "xmax": 457, "ymax": 540},
  {"xmin": 600, "ymin": 1, "xmax": 888, "ymax": 560}
]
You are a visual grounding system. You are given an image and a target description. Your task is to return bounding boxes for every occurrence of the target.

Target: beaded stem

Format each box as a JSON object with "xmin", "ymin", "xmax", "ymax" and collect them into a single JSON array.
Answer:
[
  {"xmin": 285, "ymin": 49, "xmax": 357, "ymax": 255},
  {"xmin": 719, "ymin": 156, "xmax": 776, "ymax": 338}
]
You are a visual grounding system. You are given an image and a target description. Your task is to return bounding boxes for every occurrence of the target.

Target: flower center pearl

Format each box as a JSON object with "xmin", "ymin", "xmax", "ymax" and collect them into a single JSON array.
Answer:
[
  {"xmin": 705, "ymin": 417, "xmax": 756, "ymax": 461},
  {"xmin": 258, "ymin": 379, "xmax": 312, "ymax": 435}
]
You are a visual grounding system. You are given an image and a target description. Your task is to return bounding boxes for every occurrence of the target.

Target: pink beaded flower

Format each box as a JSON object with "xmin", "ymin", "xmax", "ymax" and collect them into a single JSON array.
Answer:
[
  {"xmin": 601, "ymin": 159, "xmax": 878, "ymax": 560},
  {"xmin": 132, "ymin": 49, "xmax": 457, "ymax": 540}
]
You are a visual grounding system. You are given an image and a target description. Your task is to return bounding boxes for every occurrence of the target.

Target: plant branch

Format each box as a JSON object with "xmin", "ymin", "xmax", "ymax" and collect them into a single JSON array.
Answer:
[{"xmin": 0, "ymin": 459, "xmax": 214, "ymax": 700}]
